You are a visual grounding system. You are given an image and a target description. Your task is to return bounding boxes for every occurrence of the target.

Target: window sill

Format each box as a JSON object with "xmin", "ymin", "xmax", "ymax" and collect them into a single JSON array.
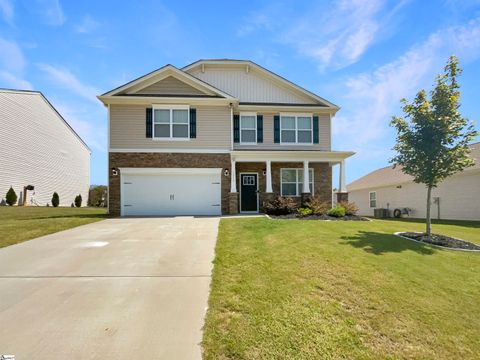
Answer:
[
  {"xmin": 152, "ymin": 138, "xmax": 191, "ymax": 141},
  {"xmin": 279, "ymin": 142, "xmax": 314, "ymax": 145}
]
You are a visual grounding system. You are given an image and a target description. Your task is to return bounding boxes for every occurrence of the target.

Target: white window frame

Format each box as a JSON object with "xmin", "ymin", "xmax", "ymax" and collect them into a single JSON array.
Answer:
[
  {"xmin": 240, "ymin": 112, "xmax": 257, "ymax": 144},
  {"xmin": 369, "ymin": 191, "xmax": 377, "ymax": 208},
  {"xmin": 280, "ymin": 113, "xmax": 313, "ymax": 145},
  {"xmin": 152, "ymin": 104, "xmax": 190, "ymax": 141},
  {"xmin": 280, "ymin": 168, "xmax": 314, "ymax": 197}
]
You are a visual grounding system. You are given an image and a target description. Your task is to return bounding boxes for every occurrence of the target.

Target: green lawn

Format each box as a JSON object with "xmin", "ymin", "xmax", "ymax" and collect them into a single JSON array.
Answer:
[
  {"xmin": 203, "ymin": 218, "xmax": 480, "ymax": 359},
  {"xmin": 0, "ymin": 206, "xmax": 108, "ymax": 248}
]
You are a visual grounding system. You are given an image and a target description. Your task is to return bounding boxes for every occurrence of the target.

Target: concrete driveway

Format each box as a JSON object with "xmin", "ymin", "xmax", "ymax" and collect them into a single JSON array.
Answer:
[{"xmin": 0, "ymin": 217, "xmax": 219, "ymax": 360}]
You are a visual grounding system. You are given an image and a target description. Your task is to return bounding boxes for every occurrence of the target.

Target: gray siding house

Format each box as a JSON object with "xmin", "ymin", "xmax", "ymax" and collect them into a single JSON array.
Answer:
[
  {"xmin": 348, "ymin": 143, "xmax": 479, "ymax": 221},
  {"xmin": 0, "ymin": 89, "xmax": 91, "ymax": 206},
  {"xmin": 99, "ymin": 59, "xmax": 354, "ymax": 216}
]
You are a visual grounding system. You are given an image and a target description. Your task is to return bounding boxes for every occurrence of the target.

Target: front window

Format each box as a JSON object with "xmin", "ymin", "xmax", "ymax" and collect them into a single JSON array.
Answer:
[
  {"xmin": 153, "ymin": 106, "xmax": 189, "ymax": 139},
  {"xmin": 281, "ymin": 169, "xmax": 314, "ymax": 196},
  {"xmin": 280, "ymin": 114, "xmax": 313, "ymax": 144},
  {"xmin": 240, "ymin": 113, "xmax": 257, "ymax": 144},
  {"xmin": 369, "ymin": 191, "xmax": 377, "ymax": 208}
]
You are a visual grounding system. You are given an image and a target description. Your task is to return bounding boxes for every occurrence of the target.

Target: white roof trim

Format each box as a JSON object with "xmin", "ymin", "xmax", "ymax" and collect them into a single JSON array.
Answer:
[
  {"xmin": 100, "ymin": 65, "xmax": 235, "ymax": 99},
  {"xmin": 182, "ymin": 60, "xmax": 339, "ymax": 109}
]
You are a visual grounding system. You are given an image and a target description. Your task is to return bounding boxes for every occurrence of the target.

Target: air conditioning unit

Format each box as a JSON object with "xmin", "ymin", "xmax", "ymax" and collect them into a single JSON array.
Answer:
[{"xmin": 374, "ymin": 208, "xmax": 389, "ymax": 218}]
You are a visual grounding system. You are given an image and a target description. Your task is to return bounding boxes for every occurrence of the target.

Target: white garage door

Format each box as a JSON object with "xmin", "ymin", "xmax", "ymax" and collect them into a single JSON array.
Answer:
[{"xmin": 120, "ymin": 168, "xmax": 222, "ymax": 216}]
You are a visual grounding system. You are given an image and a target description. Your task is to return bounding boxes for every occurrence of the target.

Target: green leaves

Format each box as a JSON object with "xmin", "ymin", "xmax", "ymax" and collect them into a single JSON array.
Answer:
[{"xmin": 390, "ymin": 56, "xmax": 477, "ymax": 187}]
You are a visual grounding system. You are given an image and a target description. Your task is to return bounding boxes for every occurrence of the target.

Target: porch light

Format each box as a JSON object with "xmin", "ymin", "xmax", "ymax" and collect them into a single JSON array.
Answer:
[
  {"xmin": 112, "ymin": 168, "xmax": 118, "ymax": 176},
  {"xmin": 224, "ymin": 169, "xmax": 230, "ymax": 177}
]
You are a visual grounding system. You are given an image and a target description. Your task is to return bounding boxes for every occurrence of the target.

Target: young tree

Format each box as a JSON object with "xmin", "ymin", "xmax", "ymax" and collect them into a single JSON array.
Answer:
[
  {"xmin": 51, "ymin": 192, "xmax": 60, "ymax": 207},
  {"xmin": 390, "ymin": 56, "xmax": 477, "ymax": 237},
  {"xmin": 5, "ymin": 186, "xmax": 17, "ymax": 206}
]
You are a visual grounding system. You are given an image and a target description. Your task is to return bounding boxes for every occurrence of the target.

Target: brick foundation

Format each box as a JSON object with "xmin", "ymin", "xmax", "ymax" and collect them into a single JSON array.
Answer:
[{"xmin": 228, "ymin": 192, "xmax": 239, "ymax": 214}]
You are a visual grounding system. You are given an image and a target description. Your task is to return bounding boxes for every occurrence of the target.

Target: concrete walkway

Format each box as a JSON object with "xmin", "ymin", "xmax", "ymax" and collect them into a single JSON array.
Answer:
[{"xmin": 0, "ymin": 217, "xmax": 219, "ymax": 360}]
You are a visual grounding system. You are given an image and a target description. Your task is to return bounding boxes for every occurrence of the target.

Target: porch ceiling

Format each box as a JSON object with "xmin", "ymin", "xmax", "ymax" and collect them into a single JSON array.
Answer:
[{"xmin": 230, "ymin": 150, "xmax": 355, "ymax": 163}]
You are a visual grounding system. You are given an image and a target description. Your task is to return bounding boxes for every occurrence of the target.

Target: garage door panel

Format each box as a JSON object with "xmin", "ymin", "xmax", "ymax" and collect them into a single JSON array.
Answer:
[{"xmin": 121, "ymin": 169, "xmax": 221, "ymax": 216}]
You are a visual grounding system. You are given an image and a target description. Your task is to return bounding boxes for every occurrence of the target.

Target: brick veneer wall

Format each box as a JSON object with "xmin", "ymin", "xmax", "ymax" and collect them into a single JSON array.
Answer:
[
  {"xmin": 108, "ymin": 152, "xmax": 230, "ymax": 216},
  {"xmin": 235, "ymin": 162, "xmax": 332, "ymax": 211}
]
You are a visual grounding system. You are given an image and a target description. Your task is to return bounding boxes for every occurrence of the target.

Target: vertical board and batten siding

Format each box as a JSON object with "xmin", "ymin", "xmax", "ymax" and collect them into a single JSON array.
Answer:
[
  {"xmin": 349, "ymin": 172, "xmax": 480, "ymax": 221},
  {"xmin": 233, "ymin": 113, "xmax": 331, "ymax": 151},
  {"xmin": 132, "ymin": 76, "xmax": 207, "ymax": 96},
  {"xmin": 187, "ymin": 66, "xmax": 318, "ymax": 104},
  {"xmin": 0, "ymin": 91, "xmax": 90, "ymax": 206},
  {"xmin": 109, "ymin": 104, "xmax": 231, "ymax": 149}
]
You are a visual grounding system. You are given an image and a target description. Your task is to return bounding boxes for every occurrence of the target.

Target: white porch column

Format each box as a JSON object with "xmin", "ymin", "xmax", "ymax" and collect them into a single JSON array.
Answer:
[
  {"xmin": 302, "ymin": 160, "xmax": 310, "ymax": 193},
  {"xmin": 230, "ymin": 160, "xmax": 237, "ymax": 193},
  {"xmin": 339, "ymin": 159, "xmax": 346, "ymax": 192},
  {"xmin": 265, "ymin": 160, "xmax": 273, "ymax": 193}
]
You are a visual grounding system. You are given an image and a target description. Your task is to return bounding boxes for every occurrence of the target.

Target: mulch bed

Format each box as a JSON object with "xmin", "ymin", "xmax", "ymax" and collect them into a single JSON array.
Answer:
[
  {"xmin": 397, "ymin": 232, "xmax": 480, "ymax": 251},
  {"xmin": 269, "ymin": 214, "xmax": 370, "ymax": 221}
]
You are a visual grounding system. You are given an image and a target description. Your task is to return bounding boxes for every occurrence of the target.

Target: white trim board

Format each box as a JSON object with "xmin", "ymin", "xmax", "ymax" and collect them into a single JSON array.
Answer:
[
  {"xmin": 119, "ymin": 167, "xmax": 222, "ymax": 175},
  {"xmin": 109, "ymin": 148, "xmax": 230, "ymax": 153}
]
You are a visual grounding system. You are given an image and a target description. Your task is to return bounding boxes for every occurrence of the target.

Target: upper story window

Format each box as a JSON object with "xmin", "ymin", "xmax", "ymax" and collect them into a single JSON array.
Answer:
[
  {"xmin": 240, "ymin": 112, "xmax": 257, "ymax": 144},
  {"xmin": 369, "ymin": 191, "xmax": 377, "ymax": 208},
  {"xmin": 280, "ymin": 114, "xmax": 313, "ymax": 144},
  {"xmin": 153, "ymin": 105, "xmax": 189, "ymax": 139}
]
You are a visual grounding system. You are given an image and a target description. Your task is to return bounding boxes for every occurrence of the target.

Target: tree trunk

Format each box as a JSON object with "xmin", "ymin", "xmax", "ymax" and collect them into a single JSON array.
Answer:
[{"xmin": 426, "ymin": 185, "xmax": 432, "ymax": 238}]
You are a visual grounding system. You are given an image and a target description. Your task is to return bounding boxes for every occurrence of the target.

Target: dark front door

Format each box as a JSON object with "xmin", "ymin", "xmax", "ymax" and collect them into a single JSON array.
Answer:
[{"xmin": 240, "ymin": 173, "xmax": 258, "ymax": 212}]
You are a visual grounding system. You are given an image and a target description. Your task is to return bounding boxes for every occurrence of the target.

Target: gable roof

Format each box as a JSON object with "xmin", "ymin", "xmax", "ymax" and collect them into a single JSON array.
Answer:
[
  {"xmin": 0, "ymin": 88, "xmax": 91, "ymax": 152},
  {"xmin": 100, "ymin": 64, "xmax": 235, "ymax": 99},
  {"xmin": 182, "ymin": 59, "xmax": 339, "ymax": 109},
  {"xmin": 347, "ymin": 142, "xmax": 480, "ymax": 192}
]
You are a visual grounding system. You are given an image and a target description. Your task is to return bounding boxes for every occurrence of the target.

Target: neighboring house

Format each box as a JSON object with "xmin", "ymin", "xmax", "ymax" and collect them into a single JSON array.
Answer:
[
  {"xmin": 348, "ymin": 143, "xmax": 479, "ymax": 221},
  {"xmin": 0, "ymin": 89, "xmax": 91, "ymax": 207},
  {"xmin": 98, "ymin": 59, "xmax": 354, "ymax": 216}
]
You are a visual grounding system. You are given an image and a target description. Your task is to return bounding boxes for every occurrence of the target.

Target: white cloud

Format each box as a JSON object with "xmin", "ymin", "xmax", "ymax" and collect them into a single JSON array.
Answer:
[
  {"xmin": 0, "ymin": 0, "xmax": 13, "ymax": 25},
  {"xmin": 0, "ymin": 71, "xmax": 33, "ymax": 89},
  {"xmin": 37, "ymin": 64, "xmax": 100, "ymax": 103},
  {"xmin": 0, "ymin": 38, "xmax": 26, "ymax": 72},
  {"xmin": 334, "ymin": 17, "xmax": 480, "ymax": 163},
  {"xmin": 0, "ymin": 37, "xmax": 32, "ymax": 90},
  {"xmin": 35, "ymin": 0, "xmax": 65, "ymax": 26},
  {"xmin": 75, "ymin": 14, "xmax": 100, "ymax": 34}
]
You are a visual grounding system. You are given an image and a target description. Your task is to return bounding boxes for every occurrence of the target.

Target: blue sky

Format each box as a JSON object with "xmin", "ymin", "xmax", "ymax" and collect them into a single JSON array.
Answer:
[{"xmin": 1, "ymin": 0, "xmax": 479, "ymax": 186}]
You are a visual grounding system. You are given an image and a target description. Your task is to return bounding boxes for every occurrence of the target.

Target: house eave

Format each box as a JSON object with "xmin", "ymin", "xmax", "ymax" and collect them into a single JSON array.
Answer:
[
  {"xmin": 231, "ymin": 150, "xmax": 355, "ymax": 163},
  {"xmin": 97, "ymin": 95, "xmax": 236, "ymax": 107}
]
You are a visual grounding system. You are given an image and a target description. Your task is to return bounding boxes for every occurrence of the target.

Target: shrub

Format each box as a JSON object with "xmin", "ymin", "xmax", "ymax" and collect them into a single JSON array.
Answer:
[
  {"xmin": 328, "ymin": 205, "xmax": 346, "ymax": 217},
  {"xmin": 338, "ymin": 201, "xmax": 359, "ymax": 216},
  {"xmin": 306, "ymin": 197, "xmax": 330, "ymax": 215},
  {"xmin": 263, "ymin": 196, "xmax": 297, "ymax": 215},
  {"xmin": 297, "ymin": 207, "xmax": 313, "ymax": 217},
  {"xmin": 51, "ymin": 192, "xmax": 59, "ymax": 207},
  {"xmin": 5, "ymin": 187, "xmax": 17, "ymax": 206},
  {"xmin": 74, "ymin": 194, "xmax": 82, "ymax": 208}
]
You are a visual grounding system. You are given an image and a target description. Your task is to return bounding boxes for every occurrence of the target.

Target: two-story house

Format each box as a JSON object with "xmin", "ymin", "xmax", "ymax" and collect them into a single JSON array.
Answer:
[{"xmin": 98, "ymin": 59, "xmax": 354, "ymax": 216}]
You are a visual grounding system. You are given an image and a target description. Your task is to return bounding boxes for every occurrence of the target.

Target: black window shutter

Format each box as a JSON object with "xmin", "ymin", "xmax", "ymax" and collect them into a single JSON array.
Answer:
[
  {"xmin": 257, "ymin": 115, "xmax": 263, "ymax": 143},
  {"xmin": 190, "ymin": 108, "xmax": 197, "ymax": 138},
  {"xmin": 274, "ymin": 115, "xmax": 280, "ymax": 143},
  {"xmin": 313, "ymin": 115, "xmax": 319, "ymax": 144},
  {"xmin": 233, "ymin": 115, "xmax": 240, "ymax": 143},
  {"xmin": 146, "ymin": 108, "xmax": 153, "ymax": 138}
]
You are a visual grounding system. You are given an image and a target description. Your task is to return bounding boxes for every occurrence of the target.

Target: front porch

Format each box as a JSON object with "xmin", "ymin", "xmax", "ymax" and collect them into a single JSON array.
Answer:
[{"xmin": 227, "ymin": 150, "xmax": 353, "ymax": 214}]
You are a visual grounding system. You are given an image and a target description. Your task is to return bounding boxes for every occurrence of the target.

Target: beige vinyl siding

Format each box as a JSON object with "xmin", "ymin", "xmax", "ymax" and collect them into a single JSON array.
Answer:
[
  {"xmin": 133, "ymin": 76, "xmax": 207, "ymax": 96},
  {"xmin": 349, "ymin": 171, "xmax": 480, "ymax": 221},
  {"xmin": 188, "ymin": 66, "xmax": 318, "ymax": 104},
  {"xmin": 0, "ymin": 91, "xmax": 90, "ymax": 206},
  {"xmin": 109, "ymin": 104, "xmax": 231, "ymax": 150},
  {"xmin": 234, "ymin": 113, "xmax": 331, "ymax": 151}
]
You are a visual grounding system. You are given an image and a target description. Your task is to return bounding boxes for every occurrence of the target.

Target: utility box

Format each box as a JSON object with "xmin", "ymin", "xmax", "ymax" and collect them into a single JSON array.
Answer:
[{"xmin": 374, "ymin": 208, "xmax": 389, "ymax": 218}]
